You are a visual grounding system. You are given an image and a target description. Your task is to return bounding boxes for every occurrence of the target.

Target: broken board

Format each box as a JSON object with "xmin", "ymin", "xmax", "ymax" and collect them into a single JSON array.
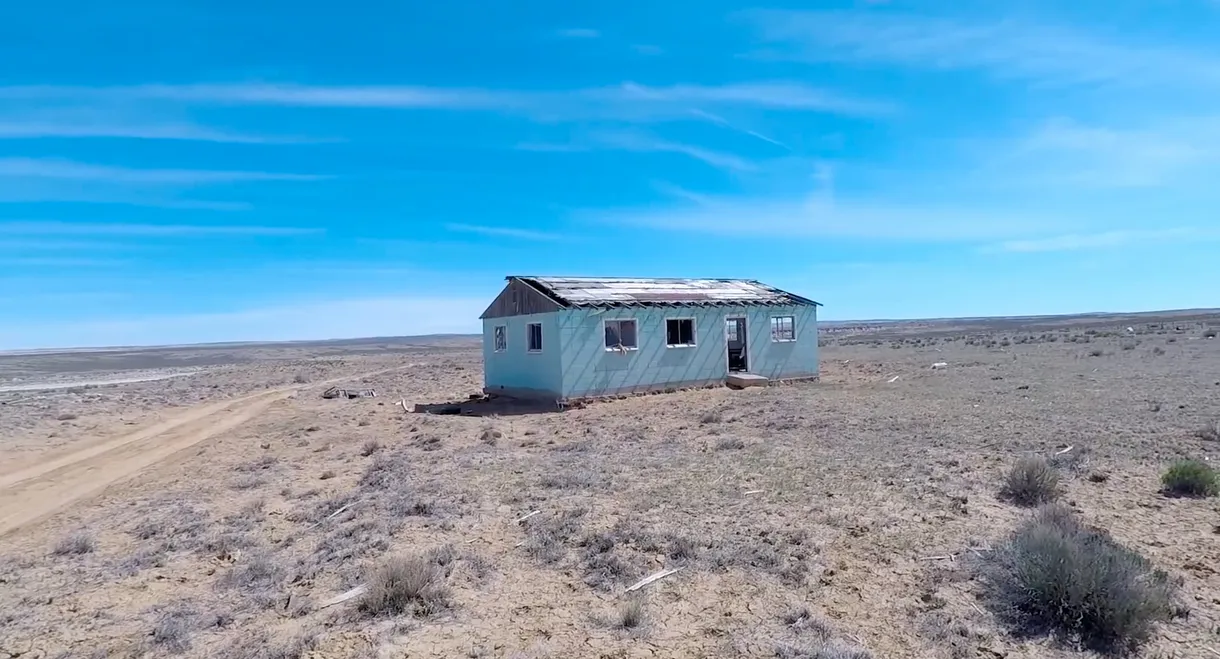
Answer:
[{"xmin": 726, "ymin": 373, "xmax": 769, "ymax": 389}]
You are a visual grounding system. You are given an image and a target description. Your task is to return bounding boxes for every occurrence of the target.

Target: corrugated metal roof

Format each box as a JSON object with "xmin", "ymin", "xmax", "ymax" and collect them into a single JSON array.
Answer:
[{"xmin": 511, "ymin": 276, "xmax": 820, "ymax": 309}]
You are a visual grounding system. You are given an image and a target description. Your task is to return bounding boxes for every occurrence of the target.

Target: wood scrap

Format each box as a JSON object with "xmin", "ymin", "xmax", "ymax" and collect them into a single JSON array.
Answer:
[
  {"xmin": 625, "ymin": 567, "xmax": 684, "ymax": 593},
  {"xmin": 1055, "ymin": 445, "xmax": 1074, "ymax": 455},
  {"xmin": 515, "ymin": 510, "xmax": 541, "ymax": 524},
  {"xmin": 319, "ymin": 584, "xmax": 366, "ymax": 609}
]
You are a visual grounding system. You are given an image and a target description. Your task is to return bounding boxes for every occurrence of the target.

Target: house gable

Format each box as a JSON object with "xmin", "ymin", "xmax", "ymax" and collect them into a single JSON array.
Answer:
[{"xmin": 480, "ymin": 277, "xmax": 565, "ymax": 319}]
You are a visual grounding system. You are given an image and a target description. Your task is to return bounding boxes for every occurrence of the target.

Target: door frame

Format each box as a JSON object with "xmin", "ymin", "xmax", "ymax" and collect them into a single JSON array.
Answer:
[{"xmin": 725, "ymin": 315, "xmax": 749, "ymax": 373}]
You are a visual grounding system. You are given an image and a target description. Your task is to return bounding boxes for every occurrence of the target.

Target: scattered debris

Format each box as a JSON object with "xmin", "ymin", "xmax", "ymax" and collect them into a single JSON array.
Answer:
[
  {"xmin": 931, "ymin": 362, "xmax": 949, "ymax": 370},
  {"xmin": 887, "ymin": 375, "xmax": 901, "ymax": 383},
  {"xmin": 516, "ymin": 510, "xmax": 541, "ymax": 524},
  {"xmin": 322, "ymin": 387, "xmax": 377, "ymax": 400},
  {"xmin": 1055, "ymin": 446, "xmax": 1074, "ymax": 455},
  {"xmin": 624, "ymin": 567, "xmax": 684, "ymax": 593},
  {"xmin": 319, "ymin": 584, "xmax": 367, "ymax": 609}
]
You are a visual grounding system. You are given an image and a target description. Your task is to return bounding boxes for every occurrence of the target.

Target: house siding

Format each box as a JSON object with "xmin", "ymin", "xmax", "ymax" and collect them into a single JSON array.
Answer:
[
  {"xmin": 480, "ymin": 279, "xmax": 563, "ymax": 319},
  {"xmin": 556, "ymin": 304, "xmax": 818, "ymax": 399},
  {"xmin": 482, "ymin": 312, "xmax": 563, "ymax": 398}
]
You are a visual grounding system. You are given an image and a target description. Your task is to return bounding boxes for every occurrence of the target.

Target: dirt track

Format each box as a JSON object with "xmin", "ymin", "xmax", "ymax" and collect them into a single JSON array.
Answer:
[
  {"xmin": 0, "ymin": 389, "xmax": 295, "ymax": 537},
  {"xmin": 0, "ymin": 366, "xmax": 411, "ymax": 537}
]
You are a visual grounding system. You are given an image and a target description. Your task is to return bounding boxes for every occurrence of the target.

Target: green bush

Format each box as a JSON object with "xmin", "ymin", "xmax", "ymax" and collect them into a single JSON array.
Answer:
[
  {"xmin": 1000, "ymin": 456, "xmax": 1060, "ymax": 506},
  {"xmin": 982, "ymin": 505, "xmax": 1176, "ymax": 654},
  {"xmin": 1161, "ymin": 459, "xmax": 1218, "ymax": 498}
]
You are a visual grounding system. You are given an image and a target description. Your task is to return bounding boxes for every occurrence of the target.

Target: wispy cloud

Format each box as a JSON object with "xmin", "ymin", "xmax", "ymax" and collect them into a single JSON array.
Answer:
[
  {"xmin": 0, "ymin": 158, "xmax": 325, "ymax": 184},
  {"xmin": 0, "ymin": 238, "xmax": 152, "ymax": 250},
  {"xmin": 990, "ymin": 228, "xmax": 1220, "ymax": 253},
  {"xmin": 0, "ymin": 118, "xmax": 318, "ymax": 143},
  {"xmin": 0, "ymin": 221, "xmax": 321, "ymax": 237},
  {"xmin": 556, "ymin": 28, "xmax": 600, "ymax": 39},
  {"xmin": 520, "ymin": 129, "xmax": 758, "ymax": 171},
  {"xmin": 0, "ymin": 257, "xmax": 128, "ymax": 267},
  {"xmin": 739, "ymin": 9, "xmax": 1220, "ymax": 89},
  {"xmin": 443, "ymin": 223, "xmax": 564, "ymax": 241},
  {"xmin": 590, "ymin": 130, "xmax": 757, "ymax": 171},
  {"xmin": 582, "ymin": 188, "xmax": 1069, "ymax": 242},
  {"xmin": 688, "ymin": 109, "xmax": 791, "ymax": 150},
  {"xmin": 998, "ymin": 118, "xmax": 1219, "ymax": 188},
  {"xmin": 0, "ymin": 296, "xmax": 487, "ymax": 350},
  {"xmin": 0, "ymin": 81, "xmax": 893, "ymax": 119}
]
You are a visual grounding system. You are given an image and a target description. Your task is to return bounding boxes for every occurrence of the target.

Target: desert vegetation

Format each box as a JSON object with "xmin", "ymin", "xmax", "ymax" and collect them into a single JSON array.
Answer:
[{"xmin": 1, "ymin": 315, "xmax": 1219, "ymax": 657}]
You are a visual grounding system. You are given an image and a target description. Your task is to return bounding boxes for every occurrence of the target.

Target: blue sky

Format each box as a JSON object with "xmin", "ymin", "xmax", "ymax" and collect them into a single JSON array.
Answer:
[{"xmin": 2, "ymin": 0, "xmax": 1219, "ymax": 349}]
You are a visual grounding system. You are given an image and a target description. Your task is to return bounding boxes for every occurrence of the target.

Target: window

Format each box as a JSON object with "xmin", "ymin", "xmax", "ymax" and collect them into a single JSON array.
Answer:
[
  {"xmin": 604, "ymin": 319, "xmax": 638, "ymax": 350},
  {"xmin": 771, "ymin": 316, "xmax": 796, "ymax": 342},
  {"xmin": 666, "ymin": 318, "xmax": 696, "ymax": 347},
  {"xmin": 725, "ymin": 318, "xmax": 739, "ymax": 342},
  {"xmin": 493, "ymin": 325, "xmax": 506, "ymax": 352},
  {"xmin": 527, "ymin": 322, "xmax": 543, "ymax": 352}
]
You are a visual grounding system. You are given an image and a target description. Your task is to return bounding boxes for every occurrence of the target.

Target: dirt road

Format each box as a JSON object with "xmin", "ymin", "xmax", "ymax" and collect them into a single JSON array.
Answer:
[{"xmin": 0, "ymin": 366, "xmax": 413, "ymax": 538}]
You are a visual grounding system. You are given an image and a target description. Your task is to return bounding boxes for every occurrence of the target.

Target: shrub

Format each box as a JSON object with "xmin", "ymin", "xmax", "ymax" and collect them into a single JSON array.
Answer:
[
  {"xmin": 479, "ymin": 428, "xmax": 502, "ymax": 445},
  {"xmin": 1000, "ymin": 457, "xmax": 1060, "ymax": 506},
  {"xmin": 617, "ymin": 599, "xmax": 646, "ymax": 630},
  {"xmin": 981, "ymin": 504, "xmax": 1176, "ymax": 654},
  {"xmin": 715, "ymin": 437, "xmax": 746, "ymax": 451},
  {"xmin": 1195, "ymin": 419, "xmax": 1220, "ymax": 442},
  {"xmin": 359, "ymin": 552, "xmax": 450, "ymax": 617},
  {"xmin": 52, "ymin": 531, "xmax": 95, "ymax": 556},
  {"xmin": 1161, "ymin": 459, "xmax": 1218, "ymax": 498},
  {"xmin": 151, "ymin": 611, "xmax": 193, "ymax": 654},
  {"xmin": 360, "ymin": 440, "xmax": 382, "ymax": 457}
]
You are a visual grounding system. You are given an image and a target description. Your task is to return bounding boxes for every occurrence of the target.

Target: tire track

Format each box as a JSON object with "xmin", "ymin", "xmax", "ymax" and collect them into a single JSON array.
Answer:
[{"xmin": 0, "ymin": 365, "xmax": 415, "ymax": 538}]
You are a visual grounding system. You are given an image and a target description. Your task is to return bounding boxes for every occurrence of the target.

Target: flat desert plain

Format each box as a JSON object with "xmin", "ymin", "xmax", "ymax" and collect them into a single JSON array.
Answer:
[{"xmin": 1, "ymin": 315, "xmax": 1218, "ymax": 659}]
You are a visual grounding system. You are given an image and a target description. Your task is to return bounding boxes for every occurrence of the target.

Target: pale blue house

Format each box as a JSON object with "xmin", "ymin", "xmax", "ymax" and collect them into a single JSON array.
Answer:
[{"xmin": 480, "ymin": 276, "xmax": 821, "ymax": 402}]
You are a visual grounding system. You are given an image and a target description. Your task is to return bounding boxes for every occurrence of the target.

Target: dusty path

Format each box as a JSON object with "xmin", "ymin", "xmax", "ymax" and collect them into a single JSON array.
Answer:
[{"xmin": 0, "ymin": 366, "xmax": 413, "ymax": 538}]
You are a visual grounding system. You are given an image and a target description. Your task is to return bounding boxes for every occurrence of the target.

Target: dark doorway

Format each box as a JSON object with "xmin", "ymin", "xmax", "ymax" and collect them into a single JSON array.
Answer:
[{"xmin": 726, "ymin": 317, "xmax": 748, "ymax": 372}]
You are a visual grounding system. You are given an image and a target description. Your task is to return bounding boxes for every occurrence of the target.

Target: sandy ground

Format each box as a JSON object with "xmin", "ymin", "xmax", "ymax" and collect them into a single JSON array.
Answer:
[{"xmin": 1, "ymin": 320, "xmax": 1218, "ymax": 659}]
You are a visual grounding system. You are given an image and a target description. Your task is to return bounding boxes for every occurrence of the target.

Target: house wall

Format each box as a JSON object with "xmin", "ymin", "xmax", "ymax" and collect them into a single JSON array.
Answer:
[
  {"xmin": 480, "ymin": 278, "xmax": 563, "ymax": 319},
  {"xmin": 482, "ymin": 312, "xmax": 564, "ymax": 398},
  {"xmin": 556, "ymin": 304, "xmax": 818, "ymax": 399}
]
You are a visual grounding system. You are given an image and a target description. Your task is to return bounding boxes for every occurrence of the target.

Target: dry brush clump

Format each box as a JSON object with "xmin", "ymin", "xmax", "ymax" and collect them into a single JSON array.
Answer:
[
  {"xmin": 358, "ymin": 549, "xmax": 452, "ymax": 617},
  {"xmin": 1161, "ymin": 459, "xmax": 1218, "ymax": 498},
  {"xmin": 1195, "ymin": 419, "xmax": 1220, "ymax": 442},
  {"xmin": 980, "ymin": 504, "xmax": 1178, "ymax": 654},
  {"xmin": 51, "ymin": 530, "xmax": 95, "ymax": 556},
  {"xmin": 774, "ymin": 608, "xmax": 873, "ymax": 659},
  {"xmin": 999, "ymin": 456, "xmax": 1060, "ymax": 506}
]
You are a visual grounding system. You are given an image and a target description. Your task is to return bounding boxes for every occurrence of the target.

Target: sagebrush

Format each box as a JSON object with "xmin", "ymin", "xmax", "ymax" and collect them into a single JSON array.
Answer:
[
  {"xmin": 1000, "ymin": 456, "xmax": 1060, "ymax": 506},
  {"xmin": 1161, "ymin": 459, "xmax": 1218, "ymax": 498},
  {"xmin": 981, "ymin": 504, "xmax": 1176, "ymax": 654}
]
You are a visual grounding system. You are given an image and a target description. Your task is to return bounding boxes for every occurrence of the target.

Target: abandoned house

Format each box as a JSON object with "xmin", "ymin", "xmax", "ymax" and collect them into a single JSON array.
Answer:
[{"xmin": 479, "ymin": 276, "xmax": 821, "ymax": 401}]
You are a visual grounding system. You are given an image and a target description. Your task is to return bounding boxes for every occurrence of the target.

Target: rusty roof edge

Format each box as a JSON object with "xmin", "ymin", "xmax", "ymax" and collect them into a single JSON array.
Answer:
[{"xmin": 506, "ymin": 275, "xmax": 822, "ymax": 308}]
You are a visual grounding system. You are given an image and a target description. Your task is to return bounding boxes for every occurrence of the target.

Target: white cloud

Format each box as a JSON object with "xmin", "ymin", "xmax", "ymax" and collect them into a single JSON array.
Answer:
[
  {"xmin": 0, "ymin": 118, "xmax": 312, "ymax": 143},
  {"xmin": 520, "ymin": 129, "xmax": 758, "ymax": 171},
  {"xmin": 0, "ymin": 81, "xmax": 893, "ymax": 119},
  {"xmin": 990, "ymin": 228, "xmax": 1220, "ymax": 253},
  {"xmin": 0, "ymin": 221, "xmax": 321, "ymax": 237},
  {"xmin": 740, "ymin": 9, "xmax": 1220, "ymax": 89},
  {"xmin": 582, "ymin": 189, "xmax": 1070, "ymax": 241},
  {"xmin": 557, "ymin": 28, "xmax": 600, "ymax": 39},
  {"xmin": 1002, "ymin": 118, "xmax": 1220, "ymax": 188},
  {"xmin": 0, "ymin": 158, "xmax": 324, "ymax": 184},
  {"xmin": 0, "ymin": 296, "xmax": 486, "ymax": 350},
  {"xmin": 443, "ymin": 223, "xmax": 563, "ymax": 241}
]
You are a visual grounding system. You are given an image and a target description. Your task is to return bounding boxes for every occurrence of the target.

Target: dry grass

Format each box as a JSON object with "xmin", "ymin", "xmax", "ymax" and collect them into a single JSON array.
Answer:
[
  {"xmin": 359, "ymin": 550, "xmax": 452, "ymax": 617},
  {"xmin": 3, "ymin": 318, "xmax": 1220, "ymax": 657},
  {"xmin": 999, "ymin": 456, "xmax": 1061, "ymax": 506}
]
